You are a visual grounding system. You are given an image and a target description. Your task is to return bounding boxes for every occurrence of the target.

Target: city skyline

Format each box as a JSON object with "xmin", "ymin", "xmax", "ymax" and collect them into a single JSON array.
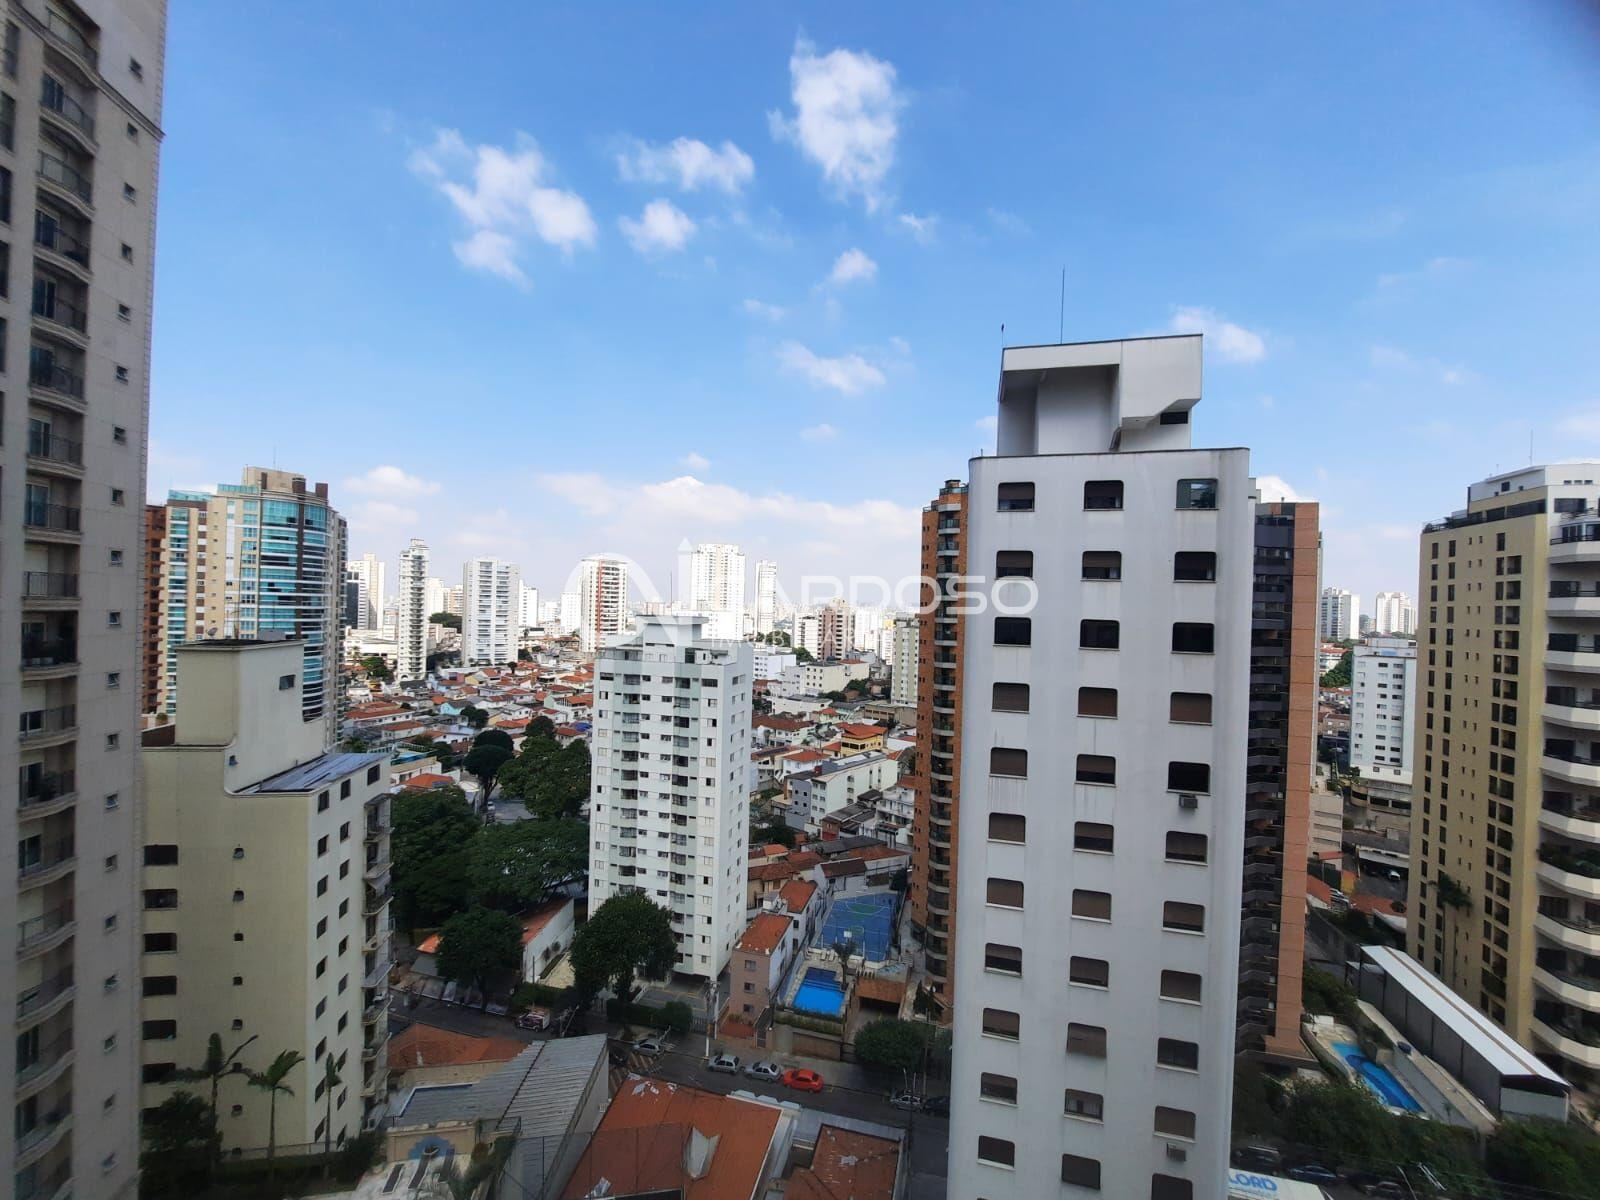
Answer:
[{"xmin": 144, "ymin": 3, "xmax": 1599, "ymax": 606}]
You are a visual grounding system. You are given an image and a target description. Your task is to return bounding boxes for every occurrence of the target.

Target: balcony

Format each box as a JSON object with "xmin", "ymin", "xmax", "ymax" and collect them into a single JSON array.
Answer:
[
  {"xmin": 19, "ymin": 839, "xmax": 76, "ymax": 890},
  {"xmin": 1552, "ymin": 525, "xmax": 1600, "ymax": 565},
  {"xmin": 40, "ymin": 75, "xmax": 95, "ymax": 144},
  {"xmin": 1540, "ymin": 848, "xmax": 1600, "ymax": 899},
  {"xmin": 362, "ymin": 956, "xmax": 392, "ymax": 989},
  {"xmin": 16, "ymin": 1033, "xmax": 74, "ymax": 1096},
  {"xmin": 20, "ymin": 638, "xmax": 76, "ymax": 675},
  {"xmin": 13, "ymin": 1109, "xmax": 72, "ymax": 1170},
  {"xmin": 16, "ymin": 969, "xmax": 75, "ymax": 1028},
  {"xmin": 17, "ymin": 774, "xmax": 74, "ymax": 818},
  {"xmin": 364, "ymin": 884, "xmax": 391, "ymax": 914},
  {"xmin": 364, "ymin": 854, "xmax": 391, "ymax": 887},
  {"xmin": 15, "ymin": 1159, "xmax": 70, "ymax": 1200},
  {"xmin": 24, "ymin": 429, "xmax": 82, "ymax": 473},
  {"xmin": 34, "ymin": 212, "xmax": 90, "ymax": 275},
  {"xmin": 31, "ymin": 285, "xmax": 88, "ymax": 343},
  {"xmin": 1546, "ymin": 696, "xmax": 1600, "ymax": 732},
  {"xmin": 1542, "ymin": 794, "xmax": 1600, "ymax": 842},
  {"xmin": 16, "ymin": 906, "xmax": 74, "ymax": 960},
  {"xmin": 1533, "ymin": 1016, "xmax": 1600, "ymax": 1069},
  {"xmin": 19, "ymin": 706, "xmax": 76, "ymax": 744},
  {"xmin": 28, "ymin": 349, "xmax": 85, "ymax": 405},
  {"xmin": 36, "ymin": 149, "xmax": 91, "ymax": 207},
  {"xmin": 363, "ymin": 994, "xmax": 389, "ymax": 1024},
  {"xmin": 1544, "ymin": 750, "xmax": 1600, "ymax": 789},
  {"xmin": 22, "ymin": 503, "xmax": 80, "ymax": 538},
  {"xmin": 1551, "ymin": 581, "xmax": 1600, "ymax": 618},
  {"xmin": 1537, "ymin": 911, "xmax": 1600, "ymax": 955},
  {"xmin": 43, "ymin": 8, "xmax": 98, "ymax": 69},
  {"xmin": 1534, "ymin": 965, "xmax": 1600, "ymax": 1012}
]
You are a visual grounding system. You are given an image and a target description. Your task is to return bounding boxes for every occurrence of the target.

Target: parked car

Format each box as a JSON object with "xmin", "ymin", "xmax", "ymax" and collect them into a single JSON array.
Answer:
[
  {"xmin": 1287, "ymin": 1164, "xmax": 1340, "ymax": 1185},
  {"xmin": 632, "ymin": 1035, "xmax": 667, "ymax": 1057},
  {"xmin": 888, "ymin": 1091, "xmax": 921, "ymax": 1111},
  {"xmin": 1231, "ymin": 1145, "xmax": 1282, "ymax": 1173},
  {"xmin": 920, "ymin": 1095, "xmax": 950, "ymax": 1118},
  {"xmin": 515, "ymin": 1009, "xmax": 548, "ymax": 1030},
  {"xmin": 782, "ymin": 1068, "xmax": 825, "ymax": 1093},
  {"xmin": 1364, "ymin": 1184, "xmax": 1406, "ymax": 1199},
  {"xmin": 744, "ymin": 1060, "xmax": 782, "ymax": 1081},
  {"xmin": 707, "ymin": 1053, "xmax": 740, "ymax": 1074}
]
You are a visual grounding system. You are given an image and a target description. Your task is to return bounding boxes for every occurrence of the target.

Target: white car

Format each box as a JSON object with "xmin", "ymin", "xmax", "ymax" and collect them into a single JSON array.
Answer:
[
  {"xmin": 888, "ymin": 1091, "xmax": 921, "ymax": 1111},
  {"xmin": 632, "ymin": 1035, "xmax": 667, "ymax": 1057},
  {"xmin": 744, "ymin": 1060, "xmax": 782, "ymax": 1081},
  {"xmin": 707, "ymin": 1053, "xmax": 740, "ymax": 1074}
]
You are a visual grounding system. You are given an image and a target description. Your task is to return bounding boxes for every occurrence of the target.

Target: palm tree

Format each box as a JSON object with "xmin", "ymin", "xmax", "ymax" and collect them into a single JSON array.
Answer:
[
  {"xmin": 246, "ymin": 1050, "xmax": 304, "ymax": 1178},
  {"xmin": 320, "ymin": 1053, "xmax": 342, "ymax": 1170},
  {"xmin": 172, "ymin": 1032, "xmax": 258, "ymax": 1168}
]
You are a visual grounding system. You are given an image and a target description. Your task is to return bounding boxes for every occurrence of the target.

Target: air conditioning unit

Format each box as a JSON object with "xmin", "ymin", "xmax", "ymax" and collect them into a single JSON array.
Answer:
[
  {"xmin": 1166, "ymin": 1144, "xmax": 1188, "ymax": 1162},
  {"xmin": 1177, "ymin": 792, "xmax": 1199, "ymax": 810}
]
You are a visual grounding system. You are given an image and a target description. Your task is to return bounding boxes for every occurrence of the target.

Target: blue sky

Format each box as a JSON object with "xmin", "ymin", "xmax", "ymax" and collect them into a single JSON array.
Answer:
[{"xmin": 149, "ymin": 2, "xmax": 1600, "ymax": 611}]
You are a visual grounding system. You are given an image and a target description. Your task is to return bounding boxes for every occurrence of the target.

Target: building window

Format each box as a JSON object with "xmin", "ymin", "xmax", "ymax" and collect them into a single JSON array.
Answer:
[
  {"xmin": 109, "ymin": 549, "xmax": 124, "ymax": 565},
  {"xmin": 980, "ymin": 1072, "xmax": 1018, "ymax": 1104},
  {"xmin": 1076, "ymin": 754, "xmax": 1115, "ymax": 785},
  {"xmin": 1155, "ymin": 1106, "xmax": 1197, "ymax": 1140},
  {"xmin": 1165, "ymin": 832, "xmax": 1208, "ymax": 864},
  {"xmin": 367, "ymin": 764, "xmax": 382, "ymax": 784},
  {"xmin": 107, "ymin": 671, "xmax": 121, "ymax": 688},
  {"xmin": 1160, "ymin": 969, "xmax": 1202, "ymax": 1003},
  {"xmin": 123, "ymin": 182, "xmax": 136, "ymax": 202},
  {"xmin": 1171, "ymin": 622, "xmax": 1214, "ymax": 653},
  {"xmin": 987, "ymin": 812, "xmax": 1025, "ymax": 844},
  {"xmin": 1082, "ymin": 550, "xmax": 1121, "ymax": 580},
  {"xmin": 1169, "ymin": 691, "xmax": 1212, "ymax": 724},
  {"xmin": 1069, "ymin": 955, "xmax": 1109, "ymax": 988},
  {"xmin": 997, "ymin": 481, "xmax": 1034, "ymax": 511},
  {"xmin": 1080, "ymin": 619, "xmax": 1119, "ymax": 649},
  {"xmin": 983, "ymin": 943, "xmax": 1022, "ymax": 975},
  {"xmin": 1152, "ymin": 1176, "xmax": 1195, "ymax": 1200},
  {"xmin": 1163, "ymin": 901, "xmax": 1205, "ymax": 933},
  {"xmin": 0, "ymin": 165, "xmax": 11, "ymax": 223},
  {"xmin": 1067, "ymin": 1022, "xmax": 1107, "ymax": 1057},
  {"xmin": 142, "ymin": 976, "xmax": 177, "ymax": 997},
  {"xmin": 981, "ymin": 1008, "xmax": 1019, "ymax": 1040},
  {"xmin": 989, "ymin": 747, "xmax": 1027, "ymax": 778},
  {"xmin": 977, "ymin": 1136, "xmax": 1015, "ymax": 1169},
  {"xmin": 1084, "ymin": 480, "xmax": 1123, "ymax": 510},
  {"xmin": 278, "ymin": 673, "xmax": 295, "ymax": 690},
  {"xmin": 108, "ymin": 610, "xmax": 122, "ymax": 627},
  {"xmin": 1061, "ymin": 1154, "xmax": 1101, "ymax": 1190},
  {"xmin": 142, "ymin": 845, "xmax": 178, "ymax": 867},
  {"xmin": 1176, "ymin": 478, "xmax": 1218, "ymax": 509},
  {"xmin": 1075, "ymin": 685, "xmax": 1117, "ymax": 718},
  {"xmin": 143, "ymin": 888, "xmax": 177, "ymax": 909},
  {"xmin": 1071, "ymin": 889, "xmax": 1111, "ymax": 921},
  {"xmin": 1168, "ymin": 761, "xmax": 1211, "ymax": 793},
  {"xmin": 1174, "ymin": 551, "xmax": 1217, "ymax": 582},
  {"xmin": 113, "ymin": 425, "xmax": 127, "ymax": 443},
  {"xmin": 130, "ymin": 58, "xmax": 144, "ymax": 79},
  {"xmin": 1073, "ymin": 821, "xmax": 1113, "ymax": 853},
  {"xmin": 142, "ymin": 1020, "xmax": 177, "ymax": 1041},
  {"xmin": 118, "ymin": 303, "xmax": 131, "ymax": 321},
  {"xmin": 986, "ymin": 878, "xmax": 1023, "ymax": 909},
  {"xmin": 1157, "ymin": 1038, "xmax": 1200, "ymax": 1071},
  {"xmin": 143, "ymin": 932, "xmax": 176, "ymax": 953},
  {"xmin": 1064, "ymin": 1089, "xmax": 1103, "ymax": 1121},
  {"xmin": 995, "ymin": 550, "xmax": 1032, "ymax": 578},
  {"xmin": 992, "ymin": 681, "xmax": 1029, "ymax": 712},
  {"xmin": 994, "ymin": 616, "xmax": 1031, "ymax": 646}
]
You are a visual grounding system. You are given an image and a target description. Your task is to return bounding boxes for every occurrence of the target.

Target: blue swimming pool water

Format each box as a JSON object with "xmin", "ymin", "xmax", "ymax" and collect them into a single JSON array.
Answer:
[
  {"xmin": 1332, "ymin": 1041, "xmax": 1422, "ymax": 1112},
  {"xmin": 793, "ymin": 967, "xmax": 846, "ymax": 1017}
]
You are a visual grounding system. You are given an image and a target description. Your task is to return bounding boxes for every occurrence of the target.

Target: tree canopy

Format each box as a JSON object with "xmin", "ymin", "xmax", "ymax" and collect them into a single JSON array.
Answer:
[
  {"xmin": 498, "ymin": 735, "xmax": 590, "ymax": 819},
  {"xmin": 392, "ymin": 785, "xmax": 480, "ymax": 929},
  {"xmin": 854, "ymin": 1019, "xmax": 937, "ymax": 1072},
  {"xmin": 430, "ymin": 610, "xmax": 462, "ymax": 630},
  {"xmin": 1487, "ymin": 1117, "xmax": 1600, "ymax": 1197},
  {"xmin": 470, "ymin": 819, "xmax": 587, "ymax": 911},
  {"xmin": 360, "ymin": 654, "xmax": 394, "ymax": 683},
  {"xmin": 464, "ymin": 743, "xmax": 514, "ymax": 800},
  {"xmin": 473, "ymin": 728, "xmax": 514, "ymax": 752},
  {"xmin": 437, "ymin": 906, "xmax": 524, "ymax": 1002},
  {"xmin": 460, "ymin": 705, "xmax": 490, "ymax": 730},
  {"xmin": 140, "ymin": 1091, "xmax": 220, "ymax": 1198},
  {"xmin": 1320, "ymin": 649, "xmax": 1353, "ymax": 688},
  {"xmin": 571, "ymin": 893, "xmax": 676, "ymax": 1005},
  {"xmin": 794, "ymin": 646, "xmax": 815, "ymax": 663}
]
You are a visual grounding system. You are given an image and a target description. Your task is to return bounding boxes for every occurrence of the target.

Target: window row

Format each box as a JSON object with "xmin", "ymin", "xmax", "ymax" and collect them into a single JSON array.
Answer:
[
  {"xmin": 988, "ymin": 748, "xmax": 1211, "ymax": 793},
  {"xmin": 995, "ymin": 617, "xmax": 1215, "ymax": 653},
  {"xmin": 993, "ymin": 549, "xmax": 1217, "ymax": 582},
  {"xmin": 992, "ymin": 683, "xmax": 1212, "ymax": 724},
  {"xmin": 977, "ymin": 1077, "xmax": 1197, "ymax": 1138},
  {"xmin": 985, "ymin": 879, "xmax": 1205, "ymax": 931},
  {"xmin": 979, "ymin": 1009, "xmax": 1201, "ymax": 1070},
  {"xmin": 977, "ymin": 1135, "xmax": 1194, "ymax": 1196},
  {"xmin": 981, "ymin": 944, "xmax": 1201, "ymax": 999},
  {"xmin": 996, "ymin": 478, "xmax": 1218, "ymax": 512}
]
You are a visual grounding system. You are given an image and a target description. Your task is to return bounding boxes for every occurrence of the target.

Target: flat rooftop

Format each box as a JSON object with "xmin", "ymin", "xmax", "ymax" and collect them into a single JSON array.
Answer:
[{"xmin": 240, "ymin": 752, "xmax": 386, "ymax": 794}]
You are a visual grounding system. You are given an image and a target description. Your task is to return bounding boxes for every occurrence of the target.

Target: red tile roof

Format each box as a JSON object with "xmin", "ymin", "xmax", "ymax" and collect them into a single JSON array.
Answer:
[
  {"xmin": 402, "ymin": 773, "xmax": 456, "ymax": 790},
  {"xmin": 754, "ymin": 715, "xmax": 810, "ymax": 732},
  {"xmin": 520, "ymin": 897, "xmax": 572, "ymax": 944},
  {"xmin": 737, "ymin": 912, "xmax": 792, "ymax": 955},
  {"xmin": 387, "ymin": 1023, "xmax": 525, "ymax": 1069},
  {"xmin": 787, "ymin": 1125, "xmax": 900, "ymax": 1200},
  {"xmin": 837, "ymin": 723, "xmax": 886, "ymax": 738},
  {"xmin": 777, "ymin": 880, "xmax": 817, "ymax": 912}
]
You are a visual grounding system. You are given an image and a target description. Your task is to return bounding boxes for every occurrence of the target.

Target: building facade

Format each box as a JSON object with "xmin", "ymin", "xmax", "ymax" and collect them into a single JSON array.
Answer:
[
  {"xmin": 348, "ymin": 552, "xmax": 385, "ymax": 631},
  {"xmin": 395, "ymin": 538, "xmax": 429, "ymax": 683},
  {"xmin": 1374, "ymin": 590, "xmax": 1417, "ymax": 636},
  {"xmin": 150, "ymin": 469, "xmax": 345, "ymax": 726},
  {"xmin": 688, "ymin": 541, "xmax": 746, "ymax": 642},
  {"xmin": 588, "ymin": 615, "xmax": 751, "ymax": 979},
  {"xmin": 461, "ymin": 556, "xmax": 519, "ymax": 666},
  {"xmin": 1351, "ymin": 636, "xmax": 1417, "ymax": 791},
  {"xmin": 140, "ymin": 640, "xmax": 391, "ymax": 1147},
  {"xmin": 578, "ymin": 555, "xmax": 627, "ymax": 654},
  {"xmin": 1407, "ymin": 463, "xmax": 1600, "ymax": 1100},
  {"xmin": 754, "ymin": 559, "xmax": 778, "ymax": 636},
  {"xmin": 1318, "ymin": 586, "xmax": 1360, "ymax": 642},
  {"xmin": 948, "ymin": 337, "xmax": 1247, "ymax": 1200},
  {"xmin": 890, "ymin": 614, "xmax": 918, "ymax": 707},
  {"xmin": 4, "ymin": 5, "xmax": 167, "ymax": 1193}
]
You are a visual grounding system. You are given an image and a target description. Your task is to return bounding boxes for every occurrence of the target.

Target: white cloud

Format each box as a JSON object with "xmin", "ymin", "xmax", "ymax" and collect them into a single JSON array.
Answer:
[
  {"xmin": 617, "ymin": 137, "xmax": 754, "ymax": 194},
  {"xmin": 827, "ymin": 247, "xmax": 877, "ymax": 286},
  {"xmin": 986, "ymin": 207, "xmax": 1032, "ymax": 236},
  {"xmin": 619, "ymin": 199, "xmax": 697, "ymax": 254},
  {"xmin": 680, "ymin": 451, "xmax": 711, "ymax": 471},
  {"xmin": 741, "ymin": 298, "xmax": 787, "ymax": 322},
  {"xmin": 1169, "ymin": 306, "xmax": 1266, "ymax": 364},
  {"xmin": 769, "ymin": 38, "xmax": 903, "ymax": 211},
  {"xmin": 1558, "ymin": 407, "xmax": 1600, "ymax": 441},
  {"xmin": 897, "ymin": 212, "xmax": 937, "ymax": 244},
  {"xmin": 350, "ymin": 499, "xmax": 421, "ymax": 529},
  {"xmin": 1255, "ymin": 474, "xmax": 1310, "ymax": 503},
  {"xmin": 801, "ymin": 423, "xmax": 839, "ymax": 442},
  {"xmin": 408, "ymin": 129, "xmax": 596, "ymax": 285},
  {"xmin": 343, "ymin": 465, "xmax": 442, "ymax": 499},
  {"xmin": 776, "ymin": 341, "xmax": 887, "ymax": 394}
]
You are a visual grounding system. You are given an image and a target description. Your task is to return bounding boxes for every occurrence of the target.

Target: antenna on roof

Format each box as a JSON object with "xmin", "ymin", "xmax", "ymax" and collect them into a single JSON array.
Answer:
[{"xmin": 1058, "ymin": 266, "xmax": 1066, "ymax": 343}]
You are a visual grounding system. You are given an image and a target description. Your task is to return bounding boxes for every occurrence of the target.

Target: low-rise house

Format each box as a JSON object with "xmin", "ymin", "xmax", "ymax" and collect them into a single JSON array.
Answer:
[
  {"xmin": 386, "ymin": 1022, "xmax": 527, "ymax": 1093},
  {"xmin": 746, "ymin": 849, "xmax": 824, "ymax": 909},
  {"xmin": 787, "ymin": 1123, "xmax": 904, "ymax": 1200},
  {"xmin": 729, "ymin": 911, "xmax": 801, "ymax": 1022},
  {"xmin": 753, "ymin": 714, "xmax": 812, "ymax": 747},
  {"xmin": 836, "ymin": 722, "xmax": 887, "ymax": 754},
  {"xmin": 520, "ymin": 897, "xmax": 576, "ymax": 982},
  {"xmin": 784, "ymin": 751, "xmax": 897, "ymax": 832}
]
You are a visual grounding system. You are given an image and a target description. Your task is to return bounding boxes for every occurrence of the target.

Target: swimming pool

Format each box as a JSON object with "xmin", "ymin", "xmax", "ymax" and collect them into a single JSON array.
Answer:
[
  {"xmin": 1332, "ymin": 1041, "xmax": 1422, "ymax": 1112},
  {"xmin": 792, "ymin": 967, "xmax": 847, "ymax": 1018}
]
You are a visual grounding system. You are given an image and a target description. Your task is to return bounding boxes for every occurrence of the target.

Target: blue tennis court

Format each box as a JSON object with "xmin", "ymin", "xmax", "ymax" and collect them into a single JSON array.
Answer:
[{"xmin": 821, "ymin": 892, "xmax": 897, "ymax": 963}]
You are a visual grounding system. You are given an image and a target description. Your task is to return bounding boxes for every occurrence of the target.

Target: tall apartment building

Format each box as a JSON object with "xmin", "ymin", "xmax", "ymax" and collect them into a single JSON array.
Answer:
[
  {"xmin": 149, "ymin": 469, "xmax": 345, "ymax": 726},
  {"xmin": 1318, "ymin": 586, "xmax": 1360, "ymax": 642},
  {"xmin": 588, "ymin": 615, "xmax": 752, "ymax": 979},
  {"xmin": 818, "ymin": 602, "xmax": 847, "ymax": 661},
  {"xmin": 688, "ymin": 541, "xmax": 746, "ymax": 641},
  {"xmin": 1351, "ymin": 636, "xmax": 1416, "ymax": 796},
  {"xmin": 141, "ymin": 502, "xmax": 165, "ymax": 712},
  {"xmin": 395, "ymin": 538, "xmax": 429, "ymax": 682},
  {"xmin": 792, "ymin": 612, "xmax": 820, "ymax": 659},
  {"xmin": 347, "ymin": 552, "xmax": 385, "ymax": 631},
  {"xmin": 1374, "ymin": 590, "xmax": 1417, "ymax": 636},
  {"xmin": 754, "ymin": 559, "xmax": 778, "ymax": 635},
  {"xmin": 4, "ymin": 6, "xmax": 166, "ymax": 1195},
  {"xmin": 908, "ymin": 480, "xmax": 967, "ymax": 1017},
  {"xmin": 461, "ymin": 556, "xmax": 519, "ymax": 666},
  {"xmin": 890, "ymin": 614, "xmax": 918, "ymax": 707},
  {"xmin": 948, "ymin": 337, "xmax": 1247, "ymax": 1200},
  {"xmin": 518, "ymin": 582, "xmax": 540, "ymax": 630},
  {"xmin": 579, "ymin": 554, "xmax": 628, "ymax": 654},
  {"xmin": 1407, "ymin": 463, "xmax": 1600, "ymax": 1099},
  {"xmin": 140, "ymin": 640, "xmax": 391, "ymax": 1146},
  {"xmin": 1240, "ymin": 499, "xmax": 1320, "ymax": 1062},
  {"xmin": 424, "ymin": 576, "xmax": 447, "ymax": 617}
]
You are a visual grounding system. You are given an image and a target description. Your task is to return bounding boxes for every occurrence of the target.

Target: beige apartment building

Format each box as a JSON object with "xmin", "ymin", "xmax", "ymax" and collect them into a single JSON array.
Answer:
[
  {"xmin": 1409, "ymin": 463, "xmax": 1600, "ymax": 1101},
  {"xmin": 4, "ymin": 3, "xmax": 167, "ymax": 1197},
  {"xmin": 140, "ymin": 639, "xmax": 392, "ymax": 1148}
]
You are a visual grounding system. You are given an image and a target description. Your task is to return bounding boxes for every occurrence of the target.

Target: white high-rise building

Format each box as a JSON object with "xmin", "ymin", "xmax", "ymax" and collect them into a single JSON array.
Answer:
[
  {"xmin": 792, "ymin": 612, "xmax": 821, "ymax": 659},
  {"xmin": 890, "ymin": 615, "xmax": 919, "ymax": 706},
  {"xmin": 396, "ymin": 539, "xmax": 430, "ymax": 682},
  {"xmin": 579, "ymin": 556, "xmax": 629, "ymax": 653},
  {"xmin": 949, "ymin": 336, "xmax": 1246, "ymax": 1200},
  {"xmin": 589, "ymin": 615, "xmax": 751, "ymax": 979},
  {"xmin": 425, "ymin": 576, "xmax": 449, "ymax": 617},
  {"xmin": 1373, "ymin": 590, "xmax": 1417, "ymax": 636},
  {"xmin": 1318, "ymin": 587, "xmax": 1360, "ymax": 642},
  {"xmin": 559, "ymin": 590, "xmax": 582, "ymax": 635},
  {"xmin": 1350, "ymin": 636, "xmax": 1416, "ymax": 789},
  {"xmin": 519, "ymin": 583, "xmax": 541, "ymax": 630},
  {"xmin": 689, "ymin": 542, "xmax": 747, "ymax": 641},
  {"xmin": 349, "ymin": 552, "xmax": 386, "ymax": 631},
  {"xmin": 755, "ymin": 560, "xmax": 779, "ymax": 635},
  {"xmin": 462, "ymin": 558, "xmax": 520, "ymax": 665}
]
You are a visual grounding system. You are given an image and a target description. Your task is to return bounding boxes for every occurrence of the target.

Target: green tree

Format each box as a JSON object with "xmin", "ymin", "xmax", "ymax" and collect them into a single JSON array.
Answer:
[
  {"xmin": 794, "ymin": 646, "xmax": 815, "ymax": 663},
  {"xmin": 360, "ymin": 654, "xmax": 394, "ymax": 683},
  {"xmin": 437, "ymin": 906, "xmax": 524, "ymax": 1005},
  {"xmin": 460, "ymin": 704, "xmax": 490, "ymax": 730},
  {"xmin": 845, "ymin": 678, "xmax": 872, "ymax": 695},
  {"xmin": 320, "ymin": 1053, "xmax": 342, "ymax": 1167},
  {"xmin": 501, "ymin": 737, "xmax": 590, "ymax": 819},
  {"xmin": 528, "ymin": 714, "xmax": 557, "ymax": 740},
  {"xmin": 753, "ymin": 821, "xmax": 796, "ymax": 849},
  {"xmin": 247, "ymin": 1050, "xmax": 304, "ymax": 1178},
  {"xmin": 1320, "ymin": 649, "xmax": 1353, "ymax": 688},
  {"xmin": 853, "ymin": 1019, "xmax": 936, "ymax": 1073},
  {"xmin": 430, "ymin": 610, "xmax": 462, "ymax": 630},
  {"xmin": 571, "ymin": 893, "xmax": 676, "ymax": 1007},
  {"xmin": 470, "ymin": 818, "xmax": 588, "ymax": 911},
  {"xmin": 392, "ymin": 785, "xmax": 480, "ymax": 928},
  {"xmin": 1487, "ymin": 1117, "xmax": 1600, "ymax": 1196},
  {"xmin": 464, "ymin": 742, "xmax": 514, "ymax": 801},
  {"xmin": 474, "ymin": 728, "xmax": 514, "ymax": 753},
  {"xmin": 140, "ymin": 1090, "xmax": 220, "ymax": 1198},
  {"xmin": 1280, "ymin": 1080, "xmax": 1397, "ymax": 1165}
]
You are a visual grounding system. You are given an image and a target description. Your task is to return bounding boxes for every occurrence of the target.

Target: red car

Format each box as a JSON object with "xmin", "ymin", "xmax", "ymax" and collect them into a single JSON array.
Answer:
[{"xmin": 782, "ymin": 1068, "xmax": 825, "ymax": 1093}]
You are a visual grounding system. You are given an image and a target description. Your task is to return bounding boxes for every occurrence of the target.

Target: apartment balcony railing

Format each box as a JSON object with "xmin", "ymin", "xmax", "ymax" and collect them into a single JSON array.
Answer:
[
  {"xmin": 19, "ymin": 707, "xmax": 75, "ymax": 741},
  {"xmin": 1554, "ymin": 582, "xmax": 1600, "ymax": 599},
  {"xmin": 37, "ymin": 152, "xmax": 91, "ymax": 203},
  {"xmin": 19, "ymin": 838, "xmax": 75, "ymax": 883},
  {"xmin": 32, "ymin": 290, "xmax": 87, "ymax": 334},
  {"xmin": 14, "ymin": 1109, "xmax": 72, "ymax": 1168},
  {"xmin": 25, "ymin": 430, "xmax": 82, "ymax": 466},
  {"xmin": 22, "ymin": 573, "xmax": 78, "ymax": 601},
  {"xmin": 15, "ymin": 1160, "xmax": 70, "ymax": 1200},
  {"xmin": 29, "ymin": 352, "xmax": 84, "ymax": 399},
  {"xmin": 21, "ymin": 639, "xmax": 76, "ymax": 669},
  {"xmin": 15, "ymin": 1032, "xmax": 73, "ymax": 1089},
  {"xmin": 17, "ymin": 905, "xmax": 74, "ymax": 954},
  {"xmin": 23, "ymin": 504, "xmax": 80, "ymax": 535},
  {"xmin": 40, "ymin": 76, "xmax": 94, "ymax": 138},
  {"xmin": 44, "ymin": 8, "xmax": 97, "ymax": 66},
  {"xmin": 19, "ymin": 770, "xmax": 75, "ymax": 809},
  {"xmin": 17, "ymin": 969, "xmax": 75, "ymax": 1022},
  {"xmin": 1555, "ymin": 525, "xmax": 1600, "ymax": 546},
  {"xmin": 34, "ymin": 217, "xmax": 90, "ymax": 266}
]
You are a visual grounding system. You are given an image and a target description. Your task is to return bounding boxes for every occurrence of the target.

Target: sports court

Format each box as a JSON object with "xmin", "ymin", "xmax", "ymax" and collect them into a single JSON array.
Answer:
[{"xmin": 820, "ymin": 892, "xmax": 898, "ymax": 963}]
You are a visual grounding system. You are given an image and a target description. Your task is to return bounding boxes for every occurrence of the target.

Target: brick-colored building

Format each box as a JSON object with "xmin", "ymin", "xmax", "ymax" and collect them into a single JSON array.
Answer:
[{"xmin": 141, "ymin": 503, "xmax": 166, "ymax": 716}]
